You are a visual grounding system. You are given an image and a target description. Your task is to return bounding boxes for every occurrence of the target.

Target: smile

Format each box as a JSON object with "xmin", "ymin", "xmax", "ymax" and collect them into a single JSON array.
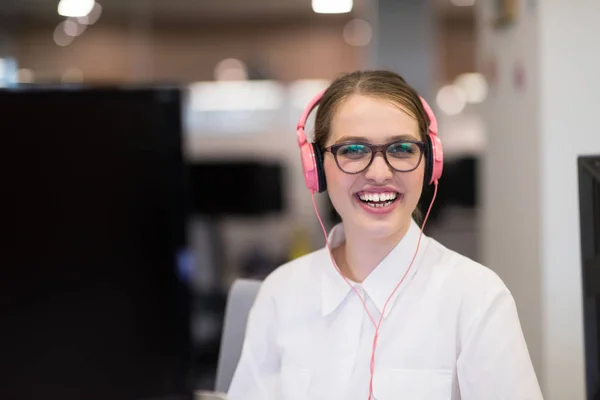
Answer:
[{"xmin": 356, "ymin": 191, "xmax": 399, "ymax": 209}]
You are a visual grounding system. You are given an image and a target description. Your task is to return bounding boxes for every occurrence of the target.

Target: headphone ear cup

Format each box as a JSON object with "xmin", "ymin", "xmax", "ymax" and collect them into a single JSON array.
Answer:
[
  {"xmin": 312, "ymin": 143, "xmax": 327, "ymax": 193},
  {"xmin": 424, "ymin": 135, "xmax": 434, "ymax": 185}
]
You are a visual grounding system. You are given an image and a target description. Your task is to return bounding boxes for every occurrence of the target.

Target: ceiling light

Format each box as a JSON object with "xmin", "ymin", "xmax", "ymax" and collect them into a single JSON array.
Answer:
[
  {"xmin": 343, "ymin": 19, "xmax": 372, "ymax": 47},
  {"xmin": 77, "ymin": 2, "xmax": 102, "ymax": 25},
  {"xmin": 62, "ymin": 19, "xmax": 87, "ymax": 37},
  {"xmin": 54, "ymin": 22, "xmax": 75, "ymax": 46},
  {"xmin": 436, "ymin": 85, "xmax": 467, "ymax": 116},
  {"xmin": 58, "ymin": 0, "xmax": 95, "ymax": 18},
  {"xmin": 453, "ymin": 73, "xmax": 488, "ymax": 103},
  {"xmin": 312, "ymin": 0, "xmax": 353, "ymax": 14}
]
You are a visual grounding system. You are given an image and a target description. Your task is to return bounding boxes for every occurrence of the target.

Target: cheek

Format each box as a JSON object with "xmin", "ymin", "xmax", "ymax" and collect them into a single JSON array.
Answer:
[
  {"xmin": 411, "ymin": 166, "xmax": 425, "ymax": 195},
  {"xmin": 411, "ymin": 164, "xmax": 426, "ymax": 185},
  {"xmin": 324, "ymin": 158, "xmax": 353, "ymax": 201},
  {"xmin": 404, "ymin": 165, "xmax": 425, "ymax": 199}
]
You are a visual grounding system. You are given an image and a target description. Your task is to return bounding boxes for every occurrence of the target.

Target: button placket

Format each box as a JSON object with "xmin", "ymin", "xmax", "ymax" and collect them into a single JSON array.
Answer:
[{"xmin": 333, "ymin": 284, "xmax": 371, "ymax": 398}]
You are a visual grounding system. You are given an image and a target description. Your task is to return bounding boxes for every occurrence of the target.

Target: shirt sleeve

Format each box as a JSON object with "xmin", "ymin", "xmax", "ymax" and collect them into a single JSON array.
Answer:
[
  {"xmin": 227, "ymin": 282, "xmax": 281, "ymax": 400},
  {"xmin": 456, "ymin": 273, "xmax": 544, "ymax": 399}
]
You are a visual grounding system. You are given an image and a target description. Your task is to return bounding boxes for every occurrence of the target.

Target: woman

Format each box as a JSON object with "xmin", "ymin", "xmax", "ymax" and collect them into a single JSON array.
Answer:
[{"xmin": 227, "ymin": 70, "xmax": 543, "ymax": 399}]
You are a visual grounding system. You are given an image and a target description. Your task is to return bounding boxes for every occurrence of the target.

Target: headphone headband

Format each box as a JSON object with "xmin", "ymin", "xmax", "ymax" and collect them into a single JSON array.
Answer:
[
  {"xmin": 419, "ymin": 95, "xmax": 438, "ymax": 136},
  {"xmin": 296, "ymin": 88, "xmax": 327, "ymax": 146}
]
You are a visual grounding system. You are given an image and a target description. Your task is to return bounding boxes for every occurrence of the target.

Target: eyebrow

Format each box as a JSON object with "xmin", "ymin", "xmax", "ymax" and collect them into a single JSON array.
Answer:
[{"xmin": 334, "ymin": 134, "xmax": 420, "ymax": 144}]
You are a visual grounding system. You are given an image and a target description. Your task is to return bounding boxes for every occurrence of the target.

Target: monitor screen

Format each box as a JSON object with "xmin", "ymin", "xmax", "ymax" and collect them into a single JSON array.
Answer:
[
  {"xmin": 188, "ymin": 161, "xmax": 285, "ymax": 217},
  {"xmin": 579, "ymin": 155, "xmax": 600, "ymax": 399},
  {"xmin": 0, "ymin": 87, "xmax": 192, "ymax": 400}
]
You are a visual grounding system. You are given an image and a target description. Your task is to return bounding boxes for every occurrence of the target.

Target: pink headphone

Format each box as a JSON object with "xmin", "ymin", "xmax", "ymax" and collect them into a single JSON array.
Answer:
[{"xmin": 296, "ymin": 89, "xmax": 444, "ymax": 193}]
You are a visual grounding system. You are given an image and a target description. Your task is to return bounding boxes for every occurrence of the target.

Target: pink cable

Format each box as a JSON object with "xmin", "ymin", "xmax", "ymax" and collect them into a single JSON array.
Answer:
[{"xmin": 311, "ymin": 182, "xmax": 438, "ymax": 400}]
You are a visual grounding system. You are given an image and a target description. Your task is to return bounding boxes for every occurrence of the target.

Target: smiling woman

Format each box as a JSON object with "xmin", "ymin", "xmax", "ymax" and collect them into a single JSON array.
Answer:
[
  {"xmin": 315, "ymin": 71, "xmax": 432, "ymax": 243},
  {"xmin": 227, "ymin": 70, "xmax": 543, "ymax": 400}
]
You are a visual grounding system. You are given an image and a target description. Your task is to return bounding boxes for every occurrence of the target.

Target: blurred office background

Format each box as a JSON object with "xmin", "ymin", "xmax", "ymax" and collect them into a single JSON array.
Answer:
[{"xmin": 0, "ymin": 0, "xmax": 598, "ymax": 399}]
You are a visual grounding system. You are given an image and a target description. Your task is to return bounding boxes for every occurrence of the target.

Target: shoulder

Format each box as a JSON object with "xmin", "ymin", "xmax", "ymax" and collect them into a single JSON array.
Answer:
[
  {"xmin": 425, "ymin": 237, "xmax": 512, "ymax": 305},
  {"xmin": 423, "ymin": 238, "xmax": 520, "ymax": 340},
  {"xmin": 253, "ymin": 247, "xmax": 328, "ymax": 302}
]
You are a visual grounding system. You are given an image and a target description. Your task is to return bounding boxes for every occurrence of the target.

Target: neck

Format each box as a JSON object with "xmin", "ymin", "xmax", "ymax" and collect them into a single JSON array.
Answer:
[{"xmin": 334, "ymin": 220, "xmax": 412, "ymax": 283}]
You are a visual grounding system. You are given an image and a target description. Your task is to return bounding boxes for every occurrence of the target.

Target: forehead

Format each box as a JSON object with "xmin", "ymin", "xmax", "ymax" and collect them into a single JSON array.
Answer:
[{"xmin": 329, "ymin": 94, "xmax": 420, "ymax": 144}]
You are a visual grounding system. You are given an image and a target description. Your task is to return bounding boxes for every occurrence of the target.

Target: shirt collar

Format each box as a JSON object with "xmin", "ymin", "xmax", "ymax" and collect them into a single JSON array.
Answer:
[{"xmin": 319, "ymin": 219, "xmax": 427, "ymax": 318}]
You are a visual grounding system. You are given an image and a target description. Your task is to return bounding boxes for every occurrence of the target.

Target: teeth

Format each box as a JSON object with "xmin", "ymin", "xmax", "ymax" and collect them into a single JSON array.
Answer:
[{"xmin": 358, "ymin": 192, "xmax": 398, "ymax": 202}]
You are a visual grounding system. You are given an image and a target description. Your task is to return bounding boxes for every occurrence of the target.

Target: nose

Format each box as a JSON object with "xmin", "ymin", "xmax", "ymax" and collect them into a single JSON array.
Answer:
[{"xmin": 364, "ymin": 152, "xmax": 393, "ymax": 183}]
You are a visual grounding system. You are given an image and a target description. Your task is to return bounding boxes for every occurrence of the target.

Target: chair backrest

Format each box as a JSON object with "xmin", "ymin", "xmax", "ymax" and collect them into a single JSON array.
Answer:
[{"xmin": 214, "ymin": 278, "xmax": 263, "ymax": 393}]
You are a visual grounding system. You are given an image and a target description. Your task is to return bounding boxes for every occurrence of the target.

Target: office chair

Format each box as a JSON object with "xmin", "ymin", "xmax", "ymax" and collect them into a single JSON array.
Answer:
[{"xmin": 214, "ymin": 278, "xmax": 263, "ymax": 393}]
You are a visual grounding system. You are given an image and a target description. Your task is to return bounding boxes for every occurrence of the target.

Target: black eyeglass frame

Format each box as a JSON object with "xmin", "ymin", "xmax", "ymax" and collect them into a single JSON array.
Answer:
[{"xmin": 323, "ymin": 140, "xmax": 427, "ymax": 175}]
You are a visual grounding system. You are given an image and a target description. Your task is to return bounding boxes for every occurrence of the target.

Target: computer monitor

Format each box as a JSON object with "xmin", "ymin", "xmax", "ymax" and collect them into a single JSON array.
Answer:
[
  {"xmin": 188, "ymin": 161, "xmax": 285, "ymax": 217},
  {"xmin": 0, "ymin": 87, "xmax": 193, "ymax": 400},
  {"xmin": 578, "ymin": 155, "xmax": 600, "ymax": 400}
]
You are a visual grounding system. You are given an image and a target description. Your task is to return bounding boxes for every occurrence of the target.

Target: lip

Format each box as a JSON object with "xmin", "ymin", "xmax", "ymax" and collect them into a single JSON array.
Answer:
[{"xmin": 354, "ymin": 193, "xmax": 402, "ymax": 215}]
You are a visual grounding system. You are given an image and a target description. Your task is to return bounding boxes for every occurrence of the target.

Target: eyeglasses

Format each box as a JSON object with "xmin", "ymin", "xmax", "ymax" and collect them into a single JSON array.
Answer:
[{"xmin": 324, "ymin": 140, "xmax": 426, "ymax": 175}]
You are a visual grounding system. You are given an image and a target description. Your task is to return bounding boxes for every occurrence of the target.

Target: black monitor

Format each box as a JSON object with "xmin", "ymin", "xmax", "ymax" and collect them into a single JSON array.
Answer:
[
  {"xmin": 188, "ymin": 160, "xmax": 285, "ymax": 217},
  {"xmin": 579, "ymin": 155, "xmax": 600, "ymax": 400},
  {"xmin": 0, "ymin": 87, "xmax": 193, "ymax": 400}
]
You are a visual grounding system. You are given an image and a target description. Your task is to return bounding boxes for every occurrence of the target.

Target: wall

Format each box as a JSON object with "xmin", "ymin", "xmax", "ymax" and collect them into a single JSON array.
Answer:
[
  {"xmin": 13, "ymin": 19, "xmax": 363, "ymax": 83},
  {"xmin": 476, "ymin": 0, "xmax": 543, "ymax": 384},
  {"xmin": 539, "ymin": 1, "xmax": 600, "ymax": 398},
  {"xmin": 12, "ymin": 11, "xmax": 476, "ymax": 86},
  {"xmin": 477, "ymin": 0, "xmax": 600, "ymax": 398},
  {"xmin": 370, "ymin": 0, "xmax": 437, "ymax": 99},
  {"xmin": 438, "ymin": 15, "xmax": 476, "ymax": 84}
]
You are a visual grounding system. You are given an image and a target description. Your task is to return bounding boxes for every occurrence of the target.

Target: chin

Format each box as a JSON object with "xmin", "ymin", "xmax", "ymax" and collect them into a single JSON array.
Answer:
[
  {"xmin": 356, "ymin": 214, "xmax": 408, "ymax": 240},
  {"xmin": 344, "ymin": 195, "xmax": 414, "ymax": 240}
]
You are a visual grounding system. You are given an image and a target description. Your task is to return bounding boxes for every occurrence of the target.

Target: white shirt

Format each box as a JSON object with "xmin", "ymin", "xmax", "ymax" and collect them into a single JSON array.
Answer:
[{"xmin": 228, "ymin": 220, "xmax": 543, "ymax": 400}]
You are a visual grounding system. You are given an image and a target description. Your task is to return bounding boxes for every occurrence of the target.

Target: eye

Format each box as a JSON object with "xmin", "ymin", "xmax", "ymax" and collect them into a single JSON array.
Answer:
[
  {"xmin": 337, "ymin": 144, "xmax": 370, "ymax": 159},
  {"xmin": 388, "ymin": 142, "xmax": 419, "ymax": 158}
]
